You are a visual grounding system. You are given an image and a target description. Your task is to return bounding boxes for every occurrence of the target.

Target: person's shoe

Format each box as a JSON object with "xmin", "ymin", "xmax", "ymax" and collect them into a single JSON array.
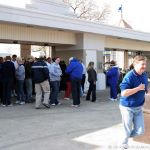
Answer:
[
  {"xmin": 82, "ymin": 93, "xmax": 86, "ymax": 97},
  {"xmin": 114, "ymin": 98, "xmax": 117, "ymax": 101},
  {"xmin": 57, "ymin": 102, "xmax": 61, "ymax": 105},
  {"xmin": 109, "ymin": 98, "xmax": 115, "ymax": 101},
  {"xmin": 91, "ymin": 100, "xmax": 96, "ymax": 102},
  {"xmin": 43, "ymin": 103, "xmax": 50, "ymax": 108},
  {"xmin": 7, "ymin": 104, "xmax": 13, "ymax": 107},
  {"xmin": 20, "ymin": 102, "xmax": 25, "ymax": 105},
  {"xmin": 74, "ymin": 105, "xmax": 79, "ymax": 108},
  {"xmin": 35, "ymin": 107, "xmax": 40, "ymax": 109},
  {"xmin": 120, "ymin": 144, "xmax": 128, "ymax": 149},
  {"xmin": 51, "ymin": 103, "xmax": 56, "ymax": 106},
  {"xmin": 2, "ymin": 104, "xmax": 6, "ymax": 107},
  {"xmin": 64, "ymin": 97, "xmax": 70, "ymax": 100},
  {"xmin": 15, "ymin": 100, "xmax": 20, "ymax": 104}
]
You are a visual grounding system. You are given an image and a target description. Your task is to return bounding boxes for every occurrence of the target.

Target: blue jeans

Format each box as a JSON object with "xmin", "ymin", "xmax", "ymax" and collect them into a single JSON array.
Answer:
[
  {"xmin": 119, "ymin": 105, "xmax": 144, "ymax": 144},
  {"xmin": 25, "ymin": 78, "xmax": 32, "ymax": 101},
  {"xmin": 16, "ymin": 80, "xmax": 25, "ymax": 102},
  {"xmin": 50, "ymin": 81, "xmax": 60, "ymax": 105}
]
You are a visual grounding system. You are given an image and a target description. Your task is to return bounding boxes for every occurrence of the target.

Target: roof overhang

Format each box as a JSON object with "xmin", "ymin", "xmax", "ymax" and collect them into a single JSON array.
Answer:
[{"xmin": 0, "ymin": 4, "xmax": 150, "ymax": 42}]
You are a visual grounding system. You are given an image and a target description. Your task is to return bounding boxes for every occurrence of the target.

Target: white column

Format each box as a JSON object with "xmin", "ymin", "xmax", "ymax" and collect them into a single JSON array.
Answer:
[{"xmin": 83, "ymin": 33, "xmax": 106, "ymax": 90}]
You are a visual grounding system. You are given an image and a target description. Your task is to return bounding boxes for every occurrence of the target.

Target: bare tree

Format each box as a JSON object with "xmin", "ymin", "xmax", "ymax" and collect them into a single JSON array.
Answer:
[
  {"xmin": 63, "ymin": 0, "xmax": 111, "ymax": 23},
  {"xmin": 32, "ymin": 46, "xmax": 47, "ymax": 55}
]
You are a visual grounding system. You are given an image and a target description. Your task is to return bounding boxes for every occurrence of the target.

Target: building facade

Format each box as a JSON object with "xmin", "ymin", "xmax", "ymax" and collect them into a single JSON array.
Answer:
[{"xmin": 1, "ymin": 0, "xmax": 150, "ymax": 90}]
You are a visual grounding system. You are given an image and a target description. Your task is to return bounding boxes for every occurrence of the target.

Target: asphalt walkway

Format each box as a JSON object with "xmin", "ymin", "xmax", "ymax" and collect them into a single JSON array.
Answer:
[{"xmin": 0, "ymin": 89, "xmax": 149, "ymax": 150}]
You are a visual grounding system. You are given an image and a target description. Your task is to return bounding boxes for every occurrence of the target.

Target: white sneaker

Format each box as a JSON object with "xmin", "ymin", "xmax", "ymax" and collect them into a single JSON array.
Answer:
[
  {"xmin": 20, "ymin": 101, "xmax": 25, "ymax": 105},
  {"xmin": 51, "ymin": 103, "xmax": 56, "ymax": 106},
  {"xmin": 82, "ymin": 93, "xmax": 86, "ymax": 97},
  {"xmin": 64, "ymin": 97, "xmax": 70, "ymax": 100},
  {"xmin": 120, "ymin": 144, "xmax": 128, "ymax": 149},
  {"xmin": 15, "ymin": 101, "xmax": 20, "ymax": 104}
]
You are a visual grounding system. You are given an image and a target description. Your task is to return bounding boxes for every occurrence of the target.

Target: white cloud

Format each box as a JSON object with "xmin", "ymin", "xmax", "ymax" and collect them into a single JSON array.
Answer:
[{"xmin": 0, "ymin": 0, "xmax": 30, "ymax": 8}]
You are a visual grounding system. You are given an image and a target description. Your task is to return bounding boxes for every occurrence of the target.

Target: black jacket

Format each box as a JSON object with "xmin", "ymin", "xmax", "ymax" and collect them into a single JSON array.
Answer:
[
  {"xmin": 31, "ymin": 60, "xmax": 49, "ymax": 83},
  {"xmin": 87, "ymin": 68, "xmax": 97, "ymax": 82}
]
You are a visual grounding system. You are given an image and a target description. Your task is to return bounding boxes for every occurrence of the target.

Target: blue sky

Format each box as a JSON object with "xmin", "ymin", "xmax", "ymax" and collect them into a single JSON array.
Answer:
[{"xmin": 0, "ymin": 0, "xmax": 150, "ymax": 33}]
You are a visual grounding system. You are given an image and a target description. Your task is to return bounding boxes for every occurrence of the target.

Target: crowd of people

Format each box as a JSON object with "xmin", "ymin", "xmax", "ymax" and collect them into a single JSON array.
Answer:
[
  {"xmin": 1, "ymin": 53, "xmax": 150, "ymax": 149},
  {"xmin": 0, "ymin": 54, "xmax": 97, "ymax": 109}
]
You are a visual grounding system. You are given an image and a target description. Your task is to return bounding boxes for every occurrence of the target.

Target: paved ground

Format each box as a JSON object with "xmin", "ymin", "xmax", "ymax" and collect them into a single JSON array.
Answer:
[{"xmin": 0, "ymin": 89, "xmax": 150, "ymax": 150}]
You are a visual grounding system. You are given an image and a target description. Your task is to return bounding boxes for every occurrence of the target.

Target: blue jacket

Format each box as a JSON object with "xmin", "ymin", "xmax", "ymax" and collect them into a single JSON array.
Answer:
[
  {"xmin": 106, "ymin": 66, "xmax": 119, "ymax": 85},
  {"xmin": 66, "ymin": 58, "xmax": 83, "ymax": 80},
  {"xmin": 32, "ymin": 60, "xmax": 49, "ymax": 83},
  {"xmin": 120, "ymin": 70, "xmax": 148, "ymax": 107}
]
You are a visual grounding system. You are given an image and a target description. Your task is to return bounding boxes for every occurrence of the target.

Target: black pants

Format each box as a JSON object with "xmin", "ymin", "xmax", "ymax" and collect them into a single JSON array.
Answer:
[
  {"xmin": 0, "ymin": 81, "xmax": 3, "ymax": 103},
  {"xmin": 71, "ymin": 79, "xmax": 81, "ymax": 105},
  {"xmin": 86, "ymin": 81, "xmax": 96, "ymax": 101},
  {"xmin": 2, "ymin": 79, "xmax": 13, "ymax": 105},
  {"xmin": 81, "ymin": 74, "xmax": 86, "ymax": 93}
]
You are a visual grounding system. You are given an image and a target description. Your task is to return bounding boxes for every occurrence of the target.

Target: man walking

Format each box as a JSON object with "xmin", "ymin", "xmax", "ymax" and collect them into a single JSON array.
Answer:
[{"xmin": 32, "ymin": 55, "xmax": 50, "ymax": 109}]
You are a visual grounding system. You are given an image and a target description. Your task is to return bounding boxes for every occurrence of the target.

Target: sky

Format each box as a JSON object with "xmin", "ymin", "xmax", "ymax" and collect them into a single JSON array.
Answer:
[{"xmin": 0, "ymin": 0, "xmax": 150, "ymax": 33}]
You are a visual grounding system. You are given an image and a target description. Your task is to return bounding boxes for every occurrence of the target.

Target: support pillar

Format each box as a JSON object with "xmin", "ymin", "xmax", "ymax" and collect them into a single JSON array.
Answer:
[
  {"xmin": 51, "ymin": 46, "xmax": 56, "ymax": 58},
  {"xmin": 84, "ymin": 49, "xmax": 106, "ymax": 91},
  {"xmin": 124, "ymin": 50, "xmax": 128, "ymax": 69},
  {"xmin": 20, "ymin": 44, "xmax": 31, "ymax": 58}
]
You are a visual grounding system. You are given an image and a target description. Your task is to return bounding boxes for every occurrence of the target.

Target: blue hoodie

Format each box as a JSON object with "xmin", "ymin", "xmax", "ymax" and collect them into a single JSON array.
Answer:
[
  {"xmin": 106, "ymin": 66, "xmax": 119, "ymax": 85},
  {"xmin": 66, "ymin": 58, "xmax": 83, "ymax": 80},
  {"xmin": 120, "ymin": 70, "xmax": 148, "ymax": 107}
]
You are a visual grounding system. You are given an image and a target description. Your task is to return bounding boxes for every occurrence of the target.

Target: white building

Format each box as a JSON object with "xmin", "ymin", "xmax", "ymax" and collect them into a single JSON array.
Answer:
[{"xmin": 1, "ymin": 0, "xmax": 150, "ymax": 90}]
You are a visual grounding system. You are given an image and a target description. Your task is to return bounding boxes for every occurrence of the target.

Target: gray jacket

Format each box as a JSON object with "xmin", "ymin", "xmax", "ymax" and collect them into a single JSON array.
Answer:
[
  {"xmin": 49, "ymin": 62, "xmax": 62, "ymax": 81},
  {"xmin": 16, "ymin": 64, "xmax": 25, "ymax": 80}
]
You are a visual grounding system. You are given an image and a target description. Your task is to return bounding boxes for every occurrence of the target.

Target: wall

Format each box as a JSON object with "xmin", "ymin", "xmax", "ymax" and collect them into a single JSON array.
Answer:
[
  {"xmin": 55, "ymin": 50, "xmax": 83, "ymax": 64},
  {"xmin": 105, "ymin": 37, "xmax": 150, "ymax": 51},
  {"xmin": 0, "ymin": 23, "xmax": 76, "ymax": 45}
]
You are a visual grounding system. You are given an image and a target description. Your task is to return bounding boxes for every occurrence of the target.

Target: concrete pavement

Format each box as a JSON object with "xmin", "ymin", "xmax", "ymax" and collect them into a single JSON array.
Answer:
[{"xmin": 0, "ymin": 89, "xmax": 150, "ymax": 150}]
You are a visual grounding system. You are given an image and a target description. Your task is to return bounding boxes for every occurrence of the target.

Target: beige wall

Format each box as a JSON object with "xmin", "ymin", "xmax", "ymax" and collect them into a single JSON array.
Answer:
[
  {"xmin": 105, "ymin": 37, "xmax": 150, "ymax": 51},
  {"xmin": 55, "ymin": 50, "xmax": 83, "ymax": 64},
  {"xmin": 0, "ymin": 23, "xmax": 76, "ymax": 45}
]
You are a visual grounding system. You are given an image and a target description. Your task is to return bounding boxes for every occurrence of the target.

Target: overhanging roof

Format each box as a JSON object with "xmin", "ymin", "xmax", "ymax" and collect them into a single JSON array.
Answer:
[{"xmin": 0, "ymin": 4, "xmax": 150, "ymax": 42}]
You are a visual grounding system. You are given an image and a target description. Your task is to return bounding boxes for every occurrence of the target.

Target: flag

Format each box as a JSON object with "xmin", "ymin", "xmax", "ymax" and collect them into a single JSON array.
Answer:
[{"xmin": 118, "ymin": 5, "xmax": 122, "ymax": 12}]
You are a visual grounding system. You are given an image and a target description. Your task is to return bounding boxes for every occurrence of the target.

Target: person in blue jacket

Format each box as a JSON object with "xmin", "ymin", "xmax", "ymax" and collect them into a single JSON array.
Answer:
[
  {"xmin": 106, "ymin": 60, "xmax": 120, "ymax": 101},
  {"xmin": 66, "ymin": 57, "xmax": 83, "ymax": 107},
  {"xmin": 119, "ymin": 55, "xmax": 149, "ymax": 149}
]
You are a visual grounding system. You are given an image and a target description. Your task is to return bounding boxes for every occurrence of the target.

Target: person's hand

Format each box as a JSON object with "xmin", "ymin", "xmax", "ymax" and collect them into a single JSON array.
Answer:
[{"xmin": 138, "ymin": 83, "xmax": 145, "ymax": 91}]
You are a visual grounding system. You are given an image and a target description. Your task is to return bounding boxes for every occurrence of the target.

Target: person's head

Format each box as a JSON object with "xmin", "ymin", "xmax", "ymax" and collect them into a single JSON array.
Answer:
[
  {"xmin": 69, "ymin": 57, "xmax": 74, "ymax": 63},
  {"xmin": 110, "ymin": 60, "xmax": 116, "ymax": 66},
  {"xmin": 55, "ymin": 57, "xmax": 60, "ymax": 64},
  {"xmin": 133, "ymin": 55, "xmax": 147, "ymax": 74},
  {"xmin": 39, "ymin": 52, "xmax": 45, "ymax": 61},
  {"xmin": 12, "ymin": 54, "xmax": 17, "ymax": 61},
  {"xmin": 0, "ymin": 57, "xmax": 3, "ymax": 63},
  {"xmin": 87, "ymin": 61, "xmax": 94, "ymax": 70},
  {"xmin": 16, "ymin": 57, "xmax": 23, "ymax": 64},
  {"xmin": 46, "ymin": 57, "xmax": 51, "ymax": 64},
  {"xmin": 5, "ymin": 56, "xmax": 11, "ymax": 61}
]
